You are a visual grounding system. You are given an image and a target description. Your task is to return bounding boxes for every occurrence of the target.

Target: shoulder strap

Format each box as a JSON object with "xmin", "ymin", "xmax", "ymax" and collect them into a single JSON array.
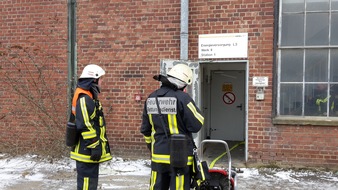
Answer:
[{"xmin": 155, "ymin": 91, "xmax": 169, "ymax": 139}]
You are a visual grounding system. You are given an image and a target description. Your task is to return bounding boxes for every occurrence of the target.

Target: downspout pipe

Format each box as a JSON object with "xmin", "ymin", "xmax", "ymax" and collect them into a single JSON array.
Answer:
[
  {"xmin": 272, "ymin": 0, "xmax": 279, "ymax": 117},
  {"xmin": 180, "ymin": 0, "xmax": 189, "ymax": 61},
  {"xmin": 67, "ymin": 0, "xmax": 77, "ymax": 114}
]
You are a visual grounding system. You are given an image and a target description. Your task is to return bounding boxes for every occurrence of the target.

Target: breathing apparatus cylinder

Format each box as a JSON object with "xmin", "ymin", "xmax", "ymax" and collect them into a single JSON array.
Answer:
[
  {"xmin": 66, "ymin": 122, "xmax": 78, "ymax": 147},
  {"xmin": 170, "ymin": 134, "xmax": 188, "ymax": 168}
]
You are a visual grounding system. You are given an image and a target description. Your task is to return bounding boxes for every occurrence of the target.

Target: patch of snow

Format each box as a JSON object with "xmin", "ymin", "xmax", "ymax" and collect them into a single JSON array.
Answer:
[{"xmin": 1, "ymin": 153, "xmax": 338, "ymax": 190}]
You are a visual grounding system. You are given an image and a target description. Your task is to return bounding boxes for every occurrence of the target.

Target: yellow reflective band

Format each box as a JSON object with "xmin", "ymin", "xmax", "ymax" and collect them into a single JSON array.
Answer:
[
  {"xmin": 150, "ymin": 170, "xmax": 157, "ymax": 190},
  {"xmin": 102, "ymin": 141, "xmax": 107, "ymax": 155},
  {"xmin": 152, "ymin": 154, "xmax": 170, "ymax": 164},
  {"xmin": 90, "ymin": 109, "xmax": 95, "ymax": 119},
  {"xmin": 83, "ymin": 177, "xmax": 89, "ymax": 190},
  {"xmin": 316, "ymin": 96, "xmax": 330, "ymax": 105},
  {"xmin": 99, "ymin": 116, "xmax": 103, "ymax": 126},
  {"xmin": 74, "ymin": 138, "xmax": 80, "ymax": 151},
  {"xmin": 80, "ymin": 97, "xmax": 96, "ymax": 132},
  {"xmin": 152, "ymin": 154, "xmax": 194, "ymax": 165},
  {"xmin": 187, "ymin": 102, "xmax": 204, "ymax": 124},
  {"xmin": 70, "ymin": 152, "xmax": 112, "ymax": 163},
  {"xmin": 199, "ymin": 162, "xmax": 206, "ymax": 180},
  {"xmin": 176, "ymin": 174, "xmax": 184, "ymax": 190},
  {"xmin": 101, "ymin": 126, "xmax": 107, "ymax": 142},
  {"xmin": 168, "ymin": 114, "xmax": 179, "ymax": 134},
  {"xmin": 80, "ymin": 97, "xmax": 90, "ymax": 127},
  {"xmin": 149, "ymin": 114, "xmax": 156, "ymax": 154},
  {"xmin": 144, "ymin": 136, "xmax": 152, "ymax": 143},
  {"xmin": 87, "ymin": 140, "xmax": 99, "ymax": 149},
  {"xmin": 82, "ymin": 131, "xmax": 97, "ymax": 139},
  {"xmin": 187, "ymin": 156, "xmax": 193, "ymax": 165}
]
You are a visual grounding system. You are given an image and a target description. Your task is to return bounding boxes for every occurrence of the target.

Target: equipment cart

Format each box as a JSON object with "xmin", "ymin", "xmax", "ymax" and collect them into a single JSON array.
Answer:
[{"xmin": 196, "ymin": 139, "xmax": 239, "ymax": 190}]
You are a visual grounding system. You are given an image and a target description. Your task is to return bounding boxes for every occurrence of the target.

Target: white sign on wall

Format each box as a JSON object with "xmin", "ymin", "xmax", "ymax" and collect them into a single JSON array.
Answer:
[
  {"xmin": 198, "ymin": 33, "xmax": 248, "ymax": 59},
  {"xmin": 252, "ymin": 76, "xmax": 269, "ymax": 87}
]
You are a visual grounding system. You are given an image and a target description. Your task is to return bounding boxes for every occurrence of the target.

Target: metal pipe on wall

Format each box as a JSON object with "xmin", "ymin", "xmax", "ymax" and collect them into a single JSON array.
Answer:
[
  {"xmin": 180, "ymin": 0, "xmax": 189, "ymax": 61},
  {"xmin": 67, "ymin": 0, "xmax": 77, "ymax": 113},
  {"xmin": 272, "ymin": 0, "xmax": 279, "ymax": 118}
]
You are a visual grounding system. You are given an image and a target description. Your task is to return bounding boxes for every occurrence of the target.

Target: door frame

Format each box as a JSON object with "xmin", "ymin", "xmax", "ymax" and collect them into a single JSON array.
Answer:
[
  {"xmin": 200, "ymin": 61, "xmax": 249, "ymax": 162},
  {"xmin": 160, "ymin": 59, "xmax": 249, "ymax": 162}
]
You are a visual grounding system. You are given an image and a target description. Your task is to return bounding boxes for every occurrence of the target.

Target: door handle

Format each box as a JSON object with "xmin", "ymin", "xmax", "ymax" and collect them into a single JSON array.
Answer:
[{"xmin": 236, "ymin": 103, "xmax": 243, "ymax": 111}]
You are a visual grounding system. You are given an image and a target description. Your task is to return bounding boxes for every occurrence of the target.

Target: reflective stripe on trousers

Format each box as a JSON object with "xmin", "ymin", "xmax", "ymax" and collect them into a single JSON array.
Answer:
[{"xmin": 149, "ymin": 167, "xmax": 191, "ymax": 190}]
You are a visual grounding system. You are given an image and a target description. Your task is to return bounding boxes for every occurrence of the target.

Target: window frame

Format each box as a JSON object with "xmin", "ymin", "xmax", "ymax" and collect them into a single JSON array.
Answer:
[{"xmin": 275, "ymin": 0, "xmax": 338, "ymax": 125}]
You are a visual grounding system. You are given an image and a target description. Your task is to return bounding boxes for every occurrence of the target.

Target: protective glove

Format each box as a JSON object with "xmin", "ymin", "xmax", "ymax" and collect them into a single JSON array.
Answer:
[{"xmin": 90, "ymin": 144, "xmax": 102, "ymax": 161}]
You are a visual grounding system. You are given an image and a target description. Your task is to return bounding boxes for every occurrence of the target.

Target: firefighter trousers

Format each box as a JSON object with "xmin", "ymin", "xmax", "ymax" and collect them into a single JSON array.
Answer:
[
  {"xmin": 76, "ymin": 161, "xmax": 99, "ymax": 190},
  {"xmin": 149, "ymin": 167, "xmax": 191, "ymax": 190}
]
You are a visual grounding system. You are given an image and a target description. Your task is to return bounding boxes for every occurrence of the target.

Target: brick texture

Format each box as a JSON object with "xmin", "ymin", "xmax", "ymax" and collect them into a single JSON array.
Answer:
[{"xmin": 0, "ymin": 0, "xmax": 68, "ymax": 155}]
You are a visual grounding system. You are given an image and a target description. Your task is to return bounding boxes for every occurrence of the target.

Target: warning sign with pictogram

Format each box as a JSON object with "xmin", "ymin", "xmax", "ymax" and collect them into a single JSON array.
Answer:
[
  {"xmin": 223, "ymin": 92, "xmax": 236, "ymax": 105},
  {"xmin": 222, "ymin": 83, "xmax": 233, "ymax": 92}
]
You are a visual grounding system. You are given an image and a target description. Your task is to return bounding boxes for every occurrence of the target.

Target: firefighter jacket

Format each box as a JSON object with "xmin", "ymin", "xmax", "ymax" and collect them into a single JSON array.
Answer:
[
  {"xmin": 140, "ymin": 85, "xmax": 204, "ymax": 169},
  {"xmin": 70, "ymin": 87, "xmax": 112, "ymax": 163},
  {"xmin": 316, "ymin": 95, "xmax": 333, "ymax": 113}
]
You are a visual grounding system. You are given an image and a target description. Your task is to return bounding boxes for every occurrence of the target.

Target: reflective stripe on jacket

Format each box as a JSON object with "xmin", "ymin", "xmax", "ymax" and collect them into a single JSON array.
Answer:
[
  {"xmin": 316, "ymin": 95, "xmax": 334, "ymax": 113},
  {"xmin": 70, "ymin": 88, "xmax": 112, "ymax": 163}
]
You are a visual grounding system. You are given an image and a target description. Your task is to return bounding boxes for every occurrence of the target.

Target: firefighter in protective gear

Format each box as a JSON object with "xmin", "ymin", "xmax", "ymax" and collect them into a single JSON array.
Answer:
[
  {"xmin": 313, "ymin": 84, "xmax": 338, "ymax": 116},
  {"xmin": 70, "ymin": 64, "xmax": 112, "ymax": 190},
  {"xmin": 140, "ymin": 64, "xmax": 204, "ymax": 190},
  {"xmin": 316, "ymin": 95, "xmax": 333, "ymax": 114}
]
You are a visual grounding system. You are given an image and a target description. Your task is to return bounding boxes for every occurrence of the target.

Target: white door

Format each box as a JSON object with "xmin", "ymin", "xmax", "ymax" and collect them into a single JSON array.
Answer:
[{"xmin": 210, "ymin": 70, "xmax": 245, "ymax": 141}]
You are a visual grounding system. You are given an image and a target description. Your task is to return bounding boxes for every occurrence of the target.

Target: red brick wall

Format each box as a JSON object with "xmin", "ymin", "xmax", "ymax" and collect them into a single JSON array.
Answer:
[
  {"xmin": 75, "ymin": 0, "xmax": 183, "ymax": 157},
  {"xmin": 0, "ymin": 0, "xmax": 68, "ymax": 155},
  {"xmin": 1, "ymin": 0, "xmax": 337, "ymax": 168},
  {"xmin": 188, "ymin": 0, "xmax": 277, "ymax": 165},
  {"xmin": 251, "ymin": 125, "xmax": 338, "ymax": 168}
]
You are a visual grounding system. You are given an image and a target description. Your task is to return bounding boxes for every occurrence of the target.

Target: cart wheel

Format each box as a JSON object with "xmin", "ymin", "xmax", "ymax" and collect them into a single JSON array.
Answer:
[
  {"xmin": 206, "ymin": 172, "xmax": 230, "ymax": 190},
  {"xmin": 195, "ymin": 184, "xmax": 208, "ymax": 190}
]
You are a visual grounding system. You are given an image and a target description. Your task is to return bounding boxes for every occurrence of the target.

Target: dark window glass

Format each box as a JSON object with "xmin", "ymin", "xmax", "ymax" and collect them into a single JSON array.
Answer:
[
  {"xmin": 330, "ymin": 50, "xmax": 338, "ymax": 82},
  {"xmin": 280, "ymin": 50, "xmax": 303, "ymax": 82},
  {"xmin": 306, "ymin": 0, "xmax": 329, "ymax": 11},
  {"xmin": 282, "ymin": 0, "xmax": 304, "ymax": 12},
  {"xmin": 281, "ymin": 14, "xmax": 304, "ymax": 46},
  {"xmin": 280, "ymin": 84, "xmax": 303, "ymax": 115},
  {"xmin": 331, "ymin": 13, "xmax": 338, "ymax": 45},
  {"xmin": 305, "ymin": 13, "xmax": 329, "ymax": 46},
  {"xmin": 332, "ymin": 0, "xmax": 338, "ymax": 10},
  {"xmin": 305, "ymin": 49, "xmax": 328, "ymax": 82}
]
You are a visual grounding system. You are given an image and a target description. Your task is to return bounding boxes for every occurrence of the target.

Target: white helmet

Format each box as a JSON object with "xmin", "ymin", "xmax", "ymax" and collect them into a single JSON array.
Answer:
[
  {"xmin": 167, "ymin": 64, "xmax": 193, "ymax": 85},
  {"xmin": 79, "ymin": 64, "xmax": 105, "ymax": 79}
]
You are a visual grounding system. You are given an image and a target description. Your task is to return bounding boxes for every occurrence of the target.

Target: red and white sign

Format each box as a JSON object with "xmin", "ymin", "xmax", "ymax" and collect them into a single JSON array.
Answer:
[{"xmin": 223, "ymin": 92, "xmax": 236, "ymax": 105}]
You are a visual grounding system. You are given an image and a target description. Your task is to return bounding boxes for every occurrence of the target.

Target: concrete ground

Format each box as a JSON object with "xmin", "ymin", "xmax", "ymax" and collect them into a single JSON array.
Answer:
[
  {"xmin": 1, "ymin": 152, "xmax": 338, "ymax": 190},
  {"xmin": 4, "ymin": 167, "xmax": 338, "ymax": 190}
]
